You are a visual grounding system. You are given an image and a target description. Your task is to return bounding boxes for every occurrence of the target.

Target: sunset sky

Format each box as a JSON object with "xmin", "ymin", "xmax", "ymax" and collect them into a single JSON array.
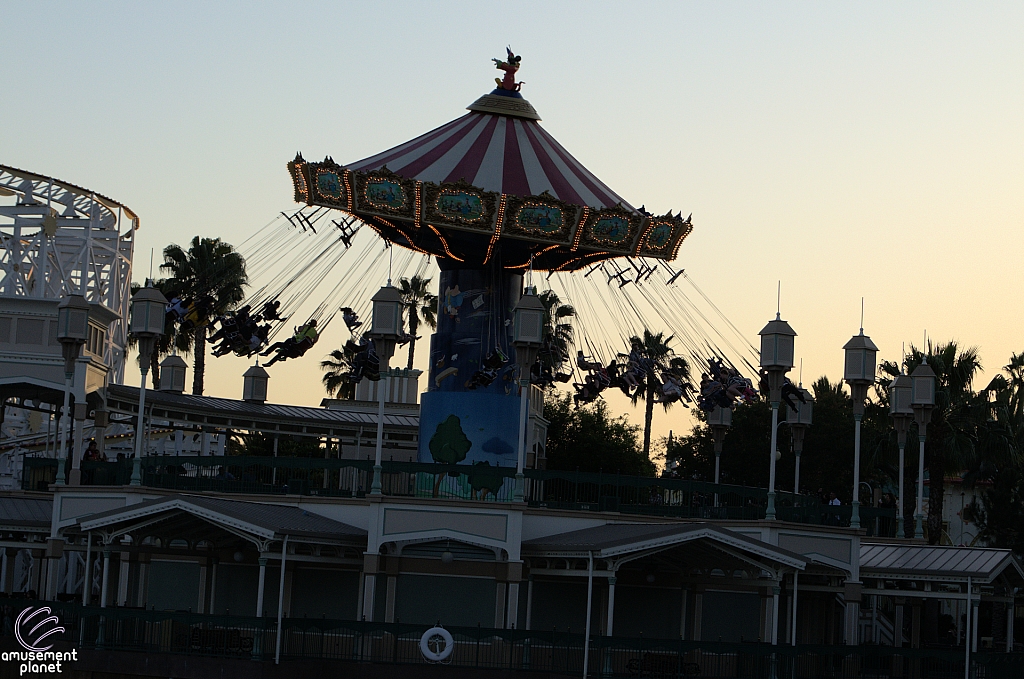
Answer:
[{"xmin": 3, "ymin": 1, "xmax": 1022, "ymax": 448}]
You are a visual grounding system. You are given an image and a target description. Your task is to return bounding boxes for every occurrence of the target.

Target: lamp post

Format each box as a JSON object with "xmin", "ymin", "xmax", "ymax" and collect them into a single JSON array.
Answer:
[
  {"xmin": 759, "ymin": 313, "xmax": 796, "ymax": 521},
  {"xmin": 128, "ymin": 281, "xmax": 167, "ymax": 486},
  {"xmin": 843, "ymin": 329, "xmax": 878, "ymax": 529},
  {"xmin": 785, "ymin": 386, "xmax": 813, "ymax": 495},
  {"xmin": 888, "ymin": 373, "xmax": 914, "ymax": 538},
  {"xmin": 910, "ymin": 360, "xmax": 936, "ymax": 539},
  {"xmin": 368, "ymin": 284, "xmax": 402, "ymax": 496},
  {"xmin": 708, "ymin": 406, "xmax": 732, "ymax": 486},
  {"xmin": 512, "ymin": 287, "xmax": 545, "ymax": 503},
  {"xmin": 55, "ymin": 295, "xmax": 91, "ymax": 486}
]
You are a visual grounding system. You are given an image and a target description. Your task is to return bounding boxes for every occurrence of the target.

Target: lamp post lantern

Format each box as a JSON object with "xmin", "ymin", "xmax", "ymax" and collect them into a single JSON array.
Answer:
[
  {"xmin": 55, "ymin": 294, "xmax": 91, "ymax": 485},
  {"xmin": 843, "ymin": 329, "xmax": 878, "ymax": 529},
  {"xmin": 128, "ymin": 281, "xmax": 167, "ymax": 486},
  {"xmin": 512, "ymin": 286, "xmax": 545, "ymax": 502},
  {"xmin": 759, "ymin": 313, "xmax": 796, "ymax": 520},
  {"xmin": 910, "ymin": 360, "xmax": 936, "ymax": 539},
  {"xmin": 888, "ymin": 373, "xmax": 914, "ymax": 538},
  {"xmin": 785, "ymin": 386, "xmax": 813, "ymax": 495},
  {"xmin": 368, "ymin": 283, "xmax": 403, "ymax": 495},
  {"xmin": 708, "ymin": 405, "xmax": 732, "ymax": 486}
]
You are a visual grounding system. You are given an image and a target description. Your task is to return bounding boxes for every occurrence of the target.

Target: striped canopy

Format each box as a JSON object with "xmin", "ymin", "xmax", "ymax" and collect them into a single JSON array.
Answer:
[{"xmin": 349, "ymin": 112, "xmax": 634, "ymax": 212}]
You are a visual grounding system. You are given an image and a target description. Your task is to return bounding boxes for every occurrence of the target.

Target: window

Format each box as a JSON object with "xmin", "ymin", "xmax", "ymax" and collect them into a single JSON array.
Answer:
[{"xmin": 86, "ymin": 324, "xmax": 106, "ymax": 357}]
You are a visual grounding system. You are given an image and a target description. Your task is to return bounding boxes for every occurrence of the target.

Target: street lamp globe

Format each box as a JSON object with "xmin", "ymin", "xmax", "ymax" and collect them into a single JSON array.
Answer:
[
  {"xmin": 889, "ymin": 373, "xmax": 914, "ymax": 538},
  {"xmin": 54, "ymin": 294, "xmax": 91, "ymax": 486},
  {"xmin": 843, "ymin": 329, "xmax": 877, "ymax": 528}
]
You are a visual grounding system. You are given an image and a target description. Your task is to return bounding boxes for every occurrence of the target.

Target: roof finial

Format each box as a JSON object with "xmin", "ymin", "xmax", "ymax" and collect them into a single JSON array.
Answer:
[{"xmin": 493, "ymin": 48, "xmax": 524, "ymax": 92}]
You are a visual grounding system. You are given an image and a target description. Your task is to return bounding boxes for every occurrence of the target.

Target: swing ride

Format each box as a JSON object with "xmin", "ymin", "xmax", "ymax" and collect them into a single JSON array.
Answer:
[{"xmin": 161, "ymin": 50, "xmax": 767, "ymax": 468}]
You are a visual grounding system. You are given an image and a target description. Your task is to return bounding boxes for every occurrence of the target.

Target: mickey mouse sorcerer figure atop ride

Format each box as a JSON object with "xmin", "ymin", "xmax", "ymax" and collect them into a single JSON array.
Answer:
[{"xmin": 493, "ymin": 47, "xmax": 524, "ymax": 91}]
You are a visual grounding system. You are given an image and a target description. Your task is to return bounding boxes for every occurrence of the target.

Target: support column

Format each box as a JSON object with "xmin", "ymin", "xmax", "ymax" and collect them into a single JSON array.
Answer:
[
  {"xmin": 772, "ymin": 585, "xmax": 781, "ymax": 645},
  {"xmin": 2, "ymin": 548, "xmax": 17, "ymax": 594},
  {"xmin": 790, "ymin": 571, "xmax": 799, "ymax": 646},
  {"xmin": 894, "ymin": 598, "xmax": 905, "ymax": 648},
  {"xmin": 256, "ymin": 556, "xmax": 268, "ymax": 617},
  {"xmin": 606, "ymin": 577, "xmax": 616, "ymax": 637},
  {"xmin": 525, "ymin": 576, "xmax": 534, "ymax": 630},
  {"xmin": 384, "ymin": 575, "xmax": 397, "ymax": 623},
  {"xmin": 361, "ymin": 554, "xmax": 379, "ymax": 621},
  {"xmin": 44, "ymin": 538, "xmax": 64, "ymax": 600},
  {"xmin": 117, "ymin": 551, "xmax": 130, "ymax": 606},
  {"xmin": 680, "ymin": 586, "xmax": 688, "ymax": 640},
  {"xmin": 197, "ymin": 559, "xmax": 208, "ymax": 613},
  {"xmin": 844, "ymin": 582, "xmax": 862, "ymax": 645},
  {"xmin": 972, "ymin": 598, "xmax": 980, "ymax": 653},
  {"xmin": 100, "ymin": 548, "xmax": 111, "ymax": 608},
  {"xmin": 207, "ymin": 558, "xmax": 218, "ymax": 614},
  {"xmin": 93, "ymin": 410, "xmax": 108, "ymax": 461},
  {"xmin": 507, "ymin": 581, "xmax": 520, "ymax": 629},
  {"xmin": 1007, "ymin": 603, "xmax": 1015, "ymax": 653},
  {"xmin": 692, "ymin": 587, "xmax": 704, "ymax": 641},
  {"xmin": 911, "ymin": 600, "xmax": 922, "ymax": 648},
  {"xmin": 69, "ymin": 402, "xmax": 87, "ymax": 486},
  {"xmin": 494, "ymin": 581, "xmax": 507, "ymax": 629},
  {"xmin": 137, "ymin": 552, "xmax": 151, "ymax": 609}
]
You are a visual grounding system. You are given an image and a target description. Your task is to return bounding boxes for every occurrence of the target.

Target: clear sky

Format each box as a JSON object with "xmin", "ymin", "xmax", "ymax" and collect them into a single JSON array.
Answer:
[{"xmin": 3, "ymin": 1, "xmax": 1022, "ymax": 449}]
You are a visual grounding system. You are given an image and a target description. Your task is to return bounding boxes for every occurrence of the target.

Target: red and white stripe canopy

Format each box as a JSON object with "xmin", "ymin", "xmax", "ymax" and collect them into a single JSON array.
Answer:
[{"xmin": 349, "ymin": 112, "xmax": 634, "ymax": 211}]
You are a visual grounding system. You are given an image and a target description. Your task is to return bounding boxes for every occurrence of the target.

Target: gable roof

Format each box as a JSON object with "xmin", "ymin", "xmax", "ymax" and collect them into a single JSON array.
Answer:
[
  {"xmin": 77, "ymin": 495, "xmax": 365, "ymax": 544},
  {"xmin": 524, "ymin": 522, "xmax": 806, "ymax": 569}
]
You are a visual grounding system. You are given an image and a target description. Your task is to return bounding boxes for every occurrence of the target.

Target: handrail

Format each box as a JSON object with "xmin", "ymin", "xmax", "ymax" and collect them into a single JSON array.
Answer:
[{"xmin": 20, "ymin": 455, "xmax": 897, "ymax": 535}]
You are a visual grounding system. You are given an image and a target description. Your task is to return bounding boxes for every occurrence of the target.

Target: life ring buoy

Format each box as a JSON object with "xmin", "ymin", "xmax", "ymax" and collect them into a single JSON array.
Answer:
[{"xmin": 419, "ymin": 625, "xmax": 454, "ymax": 662}]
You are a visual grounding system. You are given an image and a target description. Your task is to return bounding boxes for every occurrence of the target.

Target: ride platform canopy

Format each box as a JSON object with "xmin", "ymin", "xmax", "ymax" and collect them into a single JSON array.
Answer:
[{"xmin": 287, "ymin": 51, "xmax": 692, "ymax": 272}]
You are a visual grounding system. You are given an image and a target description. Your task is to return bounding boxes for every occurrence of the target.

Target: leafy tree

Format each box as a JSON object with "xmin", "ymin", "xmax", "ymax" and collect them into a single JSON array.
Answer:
[
  {"xmin": 544, "ymin": 393, "xmax": 654, "ymax": 476},
  {"xmin": 627, "ymin": 330, "xmax": 687, "ymax": 462},
  {"xmin": 429, "ymin": 415, "xmax": 471, "ymax": 464},
  {"xmin": 321, "ymin": 344, "xmax": 358, "ymax": 400},
  {"xmin": 880, "ymin": 342, "xmax": 989, "ymax": 543},
  {"xmin": 399, "ymin": 275, "xmax": 437, "ymax": 370},
  {"xmin": 537, "ymin": 289, "xmax": 574, "ymax": 373},
  {"xmin": 161, "ymin": 237, "xmax": 247, "ymax": 395}
]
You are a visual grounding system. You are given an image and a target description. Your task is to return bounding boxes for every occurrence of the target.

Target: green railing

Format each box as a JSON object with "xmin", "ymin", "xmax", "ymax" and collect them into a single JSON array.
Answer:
[
  {"xmin": 2, "ymin": 600, "xmax": 1018, "ymax": 678},
  {"xmin": 20, "ymin": 455, "xmax": 897, "ymax": 536}
]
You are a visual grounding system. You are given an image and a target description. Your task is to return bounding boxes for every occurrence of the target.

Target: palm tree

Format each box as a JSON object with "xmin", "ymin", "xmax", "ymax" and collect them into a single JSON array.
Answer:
[
  {"xmin": 321, "ymin": 344, "xmax": 358, "ymax": 400},
  {"xmin": 627, "ymin": 330, "xmax": 686, "ymax": 461},
  {"xmin": 161, "ymin": 237, "xmax": 247, "ymax": 395},
  {"xmin": 127, "ymin": 279, "xmax": 193, "ymax": 389},
  {"xmin": 538, "ymin": 289, "xmax": 575, "ymax": 374},
  {"xmin": 398, "ymin": 275, "xmax": 437, "ymax": 370},
  {"xmin": 881, "ymin": 342, "xmax": 988, "ymax": 544}
]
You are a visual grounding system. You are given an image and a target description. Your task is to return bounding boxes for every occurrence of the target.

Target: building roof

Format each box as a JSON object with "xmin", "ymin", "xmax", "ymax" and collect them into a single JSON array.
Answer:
[
  {"xmin": 0, "ymin": 495, "xmax": 52, "ymax": 531},
  {"xmin": 348, "ymin": 109, "xmax": 634, "ymax": 211},
  {"xmin": 105, "ymin": 384, "xmax": 418, "ymax": 437},
  {"xmin": 860, "ymin": 543, "xmax": 1024, "ymax": 584},
  {"xmin": 77, "ymin": 495, "xmax": 366, "ymax": 544},
  {"xmin": 524, "ymin": 522, "xmax": 806, "ymax": 569}
]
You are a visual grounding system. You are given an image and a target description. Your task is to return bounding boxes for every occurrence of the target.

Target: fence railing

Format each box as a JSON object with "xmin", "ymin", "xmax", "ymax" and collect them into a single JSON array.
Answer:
[
  {"xmin": 21, "ymin": 455, "xmax": 897, "ymax": 536},
  {"xmin": 1, "ymin": 601, "xmax": 1019, "ymax": 678}
]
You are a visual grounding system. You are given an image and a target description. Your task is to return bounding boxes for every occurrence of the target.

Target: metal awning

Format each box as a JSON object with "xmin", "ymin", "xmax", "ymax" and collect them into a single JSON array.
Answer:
[
  {"xmin": 860, "ymin": 543, "xmax": 1024, "ymax": 585},
  {"xmin": 105, "ymin": 384, "xmax": 418, "ymax": 438},
  {"xmin": 0, "ymin": 495, "xmax": 52, "ymax": 533}
]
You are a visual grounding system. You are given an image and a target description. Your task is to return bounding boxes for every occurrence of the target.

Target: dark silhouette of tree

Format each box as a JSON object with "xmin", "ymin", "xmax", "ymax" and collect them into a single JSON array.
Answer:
[{"xmin": 544, "ymin": 393, "xmax": 654, "ymax": 476}]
